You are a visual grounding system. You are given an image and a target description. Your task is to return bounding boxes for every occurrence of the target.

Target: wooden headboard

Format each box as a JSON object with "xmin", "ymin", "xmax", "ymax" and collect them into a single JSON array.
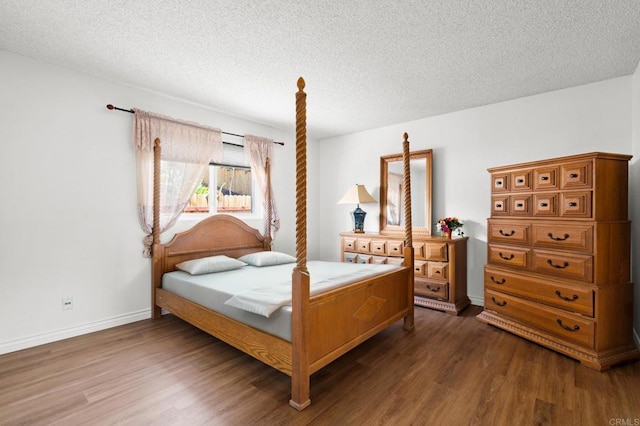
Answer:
[{"xmin": 151, "ymin": 214, "xmax": 271, "ymax": 293}]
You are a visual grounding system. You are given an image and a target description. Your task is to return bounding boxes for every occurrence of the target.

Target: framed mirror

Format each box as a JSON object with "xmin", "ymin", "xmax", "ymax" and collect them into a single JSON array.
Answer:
[{"xmin": 379, "ymin": 149, "xmax": 433, "ymax": 236}]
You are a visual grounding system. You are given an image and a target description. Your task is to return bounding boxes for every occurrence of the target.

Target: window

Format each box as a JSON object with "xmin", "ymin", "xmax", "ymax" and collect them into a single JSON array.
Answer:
[{"xmin": 183, "ymin": 143, "xmax": 259, "ymax": 216}]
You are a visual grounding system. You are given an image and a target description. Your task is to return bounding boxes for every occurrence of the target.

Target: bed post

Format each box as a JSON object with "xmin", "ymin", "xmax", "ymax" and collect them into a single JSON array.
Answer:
[
  {"xmin": 290, "ymin": 77, "xmax": 311, "ymax": 411},
  {"xmin": 402, "ymin": 133, "xmax": 415, "ymax": 331},
  {"xmin": 151, "ymin": 138, "xmax": 162, "ymax": 320}
]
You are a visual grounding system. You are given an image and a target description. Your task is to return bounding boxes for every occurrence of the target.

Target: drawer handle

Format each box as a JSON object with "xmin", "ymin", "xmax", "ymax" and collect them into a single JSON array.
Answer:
[
  {"xmin": 569, "ymin": 173, "xmax": 578, "ymax": 179},
  {"xmin": 425, "ymin": 285, "xmax": 439, "ymax": 292},
  {"xmin": 499, "ymin": 229, "xmax": 515, "ymax": 237},
  {"xmin": 555, "ymin": 290, "xmax": 578, "ymax": 301},
  {"xmin": 556, "ymin": 319, "xmax": 580, "ymax": 332},
  {"xmin": 490, "ymin": 276, "xmax": 506, "ymax": 285},
  {"xmin": 495, "ymin": 180, "xmax": 503, "ymax": 186},
  {"xmin": 499, "ymin": 252, "xmax": 515, "ymax": 261},
  {"xmin": 547, "ymin": 259, "xmax": 569, "ymax": 269},
  {"xmin": 495, "ymin": 203, "xmax": 503, "ymax": 208},
  {"xmin": 540, "ymin": 202, "xmax": 548, "ymax": 207},
  {"xmin": 547, "ymin": 232, "xmax": 570, "ymax": 241},
  {"xmin": 540, "ymin": 176, "xmax": 550, "ymax": 181},
  {"xmin": 516, "ymin": 178, "xmax": 524, "ymax": 184},
  {"xmin": 567, "ymin": 202, "xmax": 578, "ymax": 207},
  {"xmin": 516, "ymin": 203, "xmax": 523, "ymax": 208},
  {"xmin": 491, "ymin": 297, "xmax": 507, "ymax": 307}
]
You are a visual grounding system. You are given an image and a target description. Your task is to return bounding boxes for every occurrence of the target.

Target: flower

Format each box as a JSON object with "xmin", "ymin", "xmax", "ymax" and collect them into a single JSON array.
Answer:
[{"xmin": 437, "ymin": 217, "xmax": 464, "ymax": 236}]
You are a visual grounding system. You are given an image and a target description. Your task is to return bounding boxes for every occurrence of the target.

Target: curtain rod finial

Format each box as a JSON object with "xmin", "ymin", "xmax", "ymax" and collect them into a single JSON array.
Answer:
[{"xmin": 106, "ymin": 104, "xmax": 115, "ymax": 110}]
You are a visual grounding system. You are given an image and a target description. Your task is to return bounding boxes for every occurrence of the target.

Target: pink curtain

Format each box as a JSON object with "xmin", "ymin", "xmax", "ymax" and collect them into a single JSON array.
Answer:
[
  {"xmin": 244, "ymin": 134, "xmax": 280, "ymax": 240},
  {"xmin": 133, "ymin": 108, "xmax": 223, "ymax": 256}
]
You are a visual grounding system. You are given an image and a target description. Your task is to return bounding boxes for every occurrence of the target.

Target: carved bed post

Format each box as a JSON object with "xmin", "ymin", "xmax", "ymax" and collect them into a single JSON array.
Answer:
[
  {"xmin": 151, "ymin": 137, "xmax": 162, "ymax": 319},
  {"xmin": 290, "ymin": 77, "xmax": 311, "ymax": 411},
  {"xmin": 265, "ymin": 156, "xmax": 272, "ymax": 248},
  {"xmin": 402, "ymin": 133, "xmax": 415, "ymax": 331}
]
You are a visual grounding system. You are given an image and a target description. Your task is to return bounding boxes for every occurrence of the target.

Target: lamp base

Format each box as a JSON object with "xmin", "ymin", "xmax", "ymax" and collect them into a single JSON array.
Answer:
[{"xmin": 351, "ymin": 205, "xmax": 367, "ymax": 234}]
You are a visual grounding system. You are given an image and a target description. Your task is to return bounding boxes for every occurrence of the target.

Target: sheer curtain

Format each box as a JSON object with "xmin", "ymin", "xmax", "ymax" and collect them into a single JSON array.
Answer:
[
  {"xmin": 133, "ymin": 108, "xmax": 223, "ymax": 256},
  {"xmin": 244, "ymin": 134, "xmax": 280, "ymax": 240}
]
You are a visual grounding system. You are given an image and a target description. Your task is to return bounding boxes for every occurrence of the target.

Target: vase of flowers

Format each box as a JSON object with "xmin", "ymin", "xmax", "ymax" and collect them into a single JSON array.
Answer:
[{"xmin": 438, "ymin": 217, "xmax": 464, "ymax": 238}]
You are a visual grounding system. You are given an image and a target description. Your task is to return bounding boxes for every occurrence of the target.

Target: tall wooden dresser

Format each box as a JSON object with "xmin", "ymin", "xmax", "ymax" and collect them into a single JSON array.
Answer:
[
  {"xmin": 477, "ymin": 152, "xmax": 639, "ymax": 370},
  {"xmin": 340, "ymin": 232, "xmax": 469, "ymax": 315}
]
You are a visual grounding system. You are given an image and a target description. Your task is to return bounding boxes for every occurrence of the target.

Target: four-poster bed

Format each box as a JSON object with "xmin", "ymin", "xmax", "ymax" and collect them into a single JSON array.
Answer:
[{"xmin": 150, "ymin": 78, "xmax": 415, "ymax": 410}]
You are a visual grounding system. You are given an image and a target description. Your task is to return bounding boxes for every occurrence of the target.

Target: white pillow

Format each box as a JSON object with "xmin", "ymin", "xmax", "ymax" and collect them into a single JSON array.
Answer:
[
  {"xmin": 175, "ymin": 255, "xmax": 247, "ymax": 275},
  {"xmin": 237, "ymin": 251, "xmax": 296, "ymax": 267}
]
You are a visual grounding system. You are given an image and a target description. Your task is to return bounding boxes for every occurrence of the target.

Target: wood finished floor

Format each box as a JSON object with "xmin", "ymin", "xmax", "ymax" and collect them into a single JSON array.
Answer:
[{"xmin": 1, "ymin": 305, "xmax": 639, "ymax": 425}]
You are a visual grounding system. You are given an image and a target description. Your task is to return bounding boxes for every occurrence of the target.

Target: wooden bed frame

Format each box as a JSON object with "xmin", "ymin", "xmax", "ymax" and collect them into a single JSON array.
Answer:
[{"xmin": 151, "ymin": 78, "xmax": 415, "ymax": 410}]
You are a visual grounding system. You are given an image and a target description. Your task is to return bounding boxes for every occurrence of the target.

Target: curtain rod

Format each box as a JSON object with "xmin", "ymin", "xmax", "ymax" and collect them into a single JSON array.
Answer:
[{"xmin": 106, "ymin": 104, "xmax": 285, "ymax": 146}]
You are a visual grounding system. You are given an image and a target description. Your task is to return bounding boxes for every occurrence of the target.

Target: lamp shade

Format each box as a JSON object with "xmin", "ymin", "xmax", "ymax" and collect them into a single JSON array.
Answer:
[{"xmin": 337, "ymin": 184, "xmax": 377, "ymax": 205}]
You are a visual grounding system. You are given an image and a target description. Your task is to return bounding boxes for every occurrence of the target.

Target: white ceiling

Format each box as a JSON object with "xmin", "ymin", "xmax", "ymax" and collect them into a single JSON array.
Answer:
[{"xmin": 1, "ymin": 1, "xmax": 640, "ymax": 140}]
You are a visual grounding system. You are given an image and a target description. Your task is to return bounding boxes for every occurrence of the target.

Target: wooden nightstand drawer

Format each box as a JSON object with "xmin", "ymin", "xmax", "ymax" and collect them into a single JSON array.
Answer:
[
  {"xmin": 484, "ymin": 266, "xmax": 594, "ymax": 316},
  {"xmin": 532, "ymin": 249, "xmax": 593, "ymax": 282},
  {"xmin": 427, "ymin": 262, "xmax": 448, "ymax": 280},
  {"xmin": 488, "ymin": 244, "xmax": 530, "ymax": 269},
  {"xmin": 531, "ymin": 223, "xmax": 593, "ymax": 252},
  {"xmin": 488, "ymin": 220, "xmax": 530, "ymax": 245},
  {"xmin": 415, "ymin": 281, "xmax": 448, "ymax": 300}
]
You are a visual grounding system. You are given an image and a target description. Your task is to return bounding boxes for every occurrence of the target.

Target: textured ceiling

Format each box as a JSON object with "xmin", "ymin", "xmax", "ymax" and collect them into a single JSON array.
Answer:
[{"xmin": 1, "ymin": 1, "xmax": 640, "ymax": 139}]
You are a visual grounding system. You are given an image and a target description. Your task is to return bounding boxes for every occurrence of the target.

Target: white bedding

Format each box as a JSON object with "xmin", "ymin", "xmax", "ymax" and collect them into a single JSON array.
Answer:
[{"xmin": 162, "ymin": 260, "xmax": 402, "ymax": 341}]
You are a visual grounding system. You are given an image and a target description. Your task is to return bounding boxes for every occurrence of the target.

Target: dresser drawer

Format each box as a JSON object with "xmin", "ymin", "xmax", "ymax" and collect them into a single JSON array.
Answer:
[
  {"xmin": 356, "ymin": 238, "xmax": 371, "ymax": 253},
  {"xmin": 532, "ymin": 249, "xmax": 593, "ymax": 282},
  {"xmin": 492, "ymin": 173, "xmax": 509, "ymax": 192},
  {"xmin": 510, "ymin": 194, "xmax": 532, "ymax": 216},
  {"xmin": 488, "ymin": 220, "xmax": 530, "ymax": 245},
  {"xmin": 344, "ymin": 252, "xmax": 358, "ymax": 263},
  {"xmin": 533, "ymin": 193, "xmax": 558, "ymax": 216},
  {"xmin": 387, "ymin": 241, "xmax": 404, "ymax": 256},
  {"xmin": 415, "ymin": 281, "xmax": 448, "ymax": 300},
  {"xmin": 357, "ymin": 254, "xmax": 372, "ymax": 264},
  {"xmin": 560, "ymin": 161, "xmax": 592, "ymax": 189},
  {"xmin": 343, "ymin": 237, "xmax": 357, "ymax": 252},
  {"xmin": 511, "ymin": 170, "xmax": 532, "ymax": 191},
  {"xmin": 492, "ymin": 195, "xmax": 509, "ymax": 215},
  {"xmin": 531, "ymin": 222, "xmax": 594, "ymax": 252},
  {"xmin": 533, "ymin": 166, "xmax": 559, "ymax": 190},
  {"xmin": 484, "ymin": 266, "xmax": 594, "ymax": 316},
  {"xmin": 412, "ymin": 242, "xmax": 426, "ymax": 259},
  {"xmin": 370, "ymin": 240, "xmax": 387, "ymax": 255},
  {"xmin": 485, "ymin": 289, "xmax": 595, "ymax": 348},
  {"xmin": 386, "ymin": 257, "xmax": 404, "ymax": 266},
  {"xmin": 424, "ymin": 242, "xmax": 448, "ymax": 261},
  {"xmin": 413, "ymin": 260, "xmax": 427, "ymax": 277},
  {"xmin": 371, "ymin": 256, "xmax": 387, "ymax": 264},
  {"xmin": 427, "ymin": 262, "xmax": 448, "ymax": 280},
  {"xmin": 560, "ymin": 191, "xmax": 592, "ymax": 218},
  {"xmin": 488, "ymin": 244, "xmax": 530, "ymax": 269}
]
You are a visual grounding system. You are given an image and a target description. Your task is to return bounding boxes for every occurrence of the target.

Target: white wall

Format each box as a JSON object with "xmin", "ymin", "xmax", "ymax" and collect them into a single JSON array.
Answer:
[
  {"xmin": 317, "ymin": 77, "xmax": 633, "ymax": 310},
  {"xmin": 631, "ymin": 60, "xmax": 640, "ymax": 344},
  {"xmin": 0, "ymin": 50, "xmax": 318, "ymax": 353}
]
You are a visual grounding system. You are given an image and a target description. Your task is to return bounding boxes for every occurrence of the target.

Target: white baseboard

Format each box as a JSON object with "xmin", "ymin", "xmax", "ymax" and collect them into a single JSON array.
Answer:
[
  {"xmin": 469, "ymin": 295, "xmax": 484, "ymax": 306},
  {"xmin": 0, "ymin": 309, "xmax": 151, "ymax": 355}
]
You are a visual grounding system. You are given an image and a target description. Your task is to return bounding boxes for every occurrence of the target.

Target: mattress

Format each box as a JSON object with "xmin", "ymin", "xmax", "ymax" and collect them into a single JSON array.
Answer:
[{"xmin": 162, "ymin": 260, "xmax": 401, "ymax": 341}]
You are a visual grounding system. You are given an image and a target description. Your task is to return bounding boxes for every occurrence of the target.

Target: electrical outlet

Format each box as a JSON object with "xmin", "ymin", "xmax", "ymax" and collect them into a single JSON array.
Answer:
[{"xmin": 62, "ymin": 297, "xmax": 73, "ymax": 311}]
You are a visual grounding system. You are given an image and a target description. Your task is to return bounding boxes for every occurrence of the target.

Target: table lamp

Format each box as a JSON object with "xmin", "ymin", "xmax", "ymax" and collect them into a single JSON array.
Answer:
[{"xmin": 337, "ymin": 184, "xmax": 377, "ymax": 233}]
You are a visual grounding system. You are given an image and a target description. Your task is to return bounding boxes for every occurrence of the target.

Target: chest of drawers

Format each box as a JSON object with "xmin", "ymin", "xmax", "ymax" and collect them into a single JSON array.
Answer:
[
  {"xmin": 477, "ymin": 152, "xmax": 639, "ymax": 370},
  {"xmin": 340, "ymin": 232, "xmax": 469, "ymax": 315}
]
